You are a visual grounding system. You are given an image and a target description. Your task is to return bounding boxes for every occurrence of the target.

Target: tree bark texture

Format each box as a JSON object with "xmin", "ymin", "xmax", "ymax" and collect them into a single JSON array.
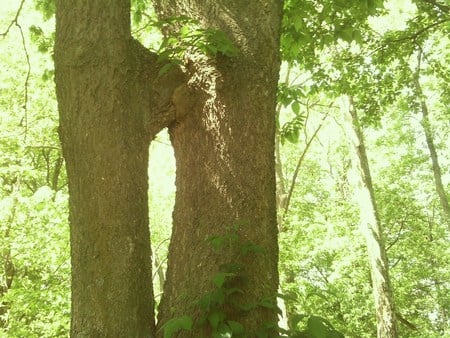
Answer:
[
  {"xmin": 154, "ymin": 1, "xmax": 283, "ymax": 336},
  {"xmin": 54, "ymin": 1, "xmax": 183, "ymax": 336},
  {"xmin": 345, "ymin": 97, "xmax": 398, "ymax": 338}
]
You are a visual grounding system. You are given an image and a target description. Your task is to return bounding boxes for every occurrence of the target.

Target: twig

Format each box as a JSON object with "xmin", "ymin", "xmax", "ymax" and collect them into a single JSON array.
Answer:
[
  {"xmin": 0, "ymin": 0, "xmax": 26, "ymax": 38},
  {"xmin": 0, "ymin": 0, "xmax": 31, "ymax": 140},
  {"xmin": 17, "ymin": 22, "xmax": 31, "ymax": 140},
  {"xmin": 421, "ymin": 0, "xmax": 450, "ymax": 14},
  {"xmin": 282, "ymin": 109, "xmax": 330, "ymax": 220}
]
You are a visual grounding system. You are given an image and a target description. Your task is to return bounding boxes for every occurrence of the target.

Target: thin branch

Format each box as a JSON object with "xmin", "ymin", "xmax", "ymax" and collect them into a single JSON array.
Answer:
[
  {"xmin": 370, "ymin": 18, "xmax": 450, "ymax": 57},
  {"xmin": 386, "ymin": 18, "xmax": 450, "ymax": 45},
  {"xmin": 421, "ymin": 0, "xmax": 450, "ymax": 14},
  {"xmin": 17, "ymin": 22, "xmax": 31, "ymax": 140},
  {"xmin": 0, "ymin": 0, "xmax": 26, "ymax": 38},
  {"xmin": 282, "ymin": 109, "xmax": 330, "ymax": 220},
  {"xmin": 0, "ymin": 0, "xmax": 32, "ymax": 140}
]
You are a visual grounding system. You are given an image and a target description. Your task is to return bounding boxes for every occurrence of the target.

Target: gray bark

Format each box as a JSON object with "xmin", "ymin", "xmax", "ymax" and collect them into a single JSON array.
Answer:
[{"xmin": 345, "ymin": 96, "xmax": 398, "ymax": 338}]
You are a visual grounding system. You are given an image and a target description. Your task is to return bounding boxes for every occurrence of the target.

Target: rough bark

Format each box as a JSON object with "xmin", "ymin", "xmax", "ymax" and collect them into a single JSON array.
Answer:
[
  {"xmin": 345, "ymin": 97, "xmax": 398, "ymax": 338},
  {"xmin": 54, "ymin": 1, "xmax": 183, "ymax": 336},
  {"xmin": 414, "ymin": 52, "xmax": 450, "ymax": 231},
  {"xmin": 154, "ymin": 1, "xmax": 283, "ymax": 336}
]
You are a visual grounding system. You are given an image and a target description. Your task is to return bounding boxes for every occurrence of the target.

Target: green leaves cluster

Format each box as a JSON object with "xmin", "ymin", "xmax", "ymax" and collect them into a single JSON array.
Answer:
[
  {"xmin": 277, "ymin": 83, "xmax": 306, "ymax": 144},
  {"xmin": 281, "ymin": 0, "xmax": 384, "ymax": 64},
  {"xmin": 152, "ymin": 16, "xmax": 238, "ymax": 75},
  {"xmin": 282, "ymin": 314, "xmax": 344, "ymax": 338},
  {"xmin": 162, "ymin": 226, "xmax": 271, "ymax": 337}
]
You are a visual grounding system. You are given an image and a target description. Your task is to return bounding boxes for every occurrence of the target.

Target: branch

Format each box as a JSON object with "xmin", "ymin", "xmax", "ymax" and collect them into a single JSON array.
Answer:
[
  {"xmin": 1, "ymin": 0, "xmax": 31, "ymax": 139},
  {"xmin": 386, "ymin": 18, "xmax": 450, "ymax": 45},
  {"xmin": 282, "ymin": 109, "xmax": 329, "ymax": 220},
  {"xmin": 420, "ymin": 0, "xmax": 450, "ymax": 14},
  {"xmin": 396, "ymin": 312, "xmax": 418, "ymax": 331},
  {"xmin": 18, "ymin": 22, "xmax": 31, "ymax": 140},
  {"xmin": 0, "ymin": 0, "xmax": 26, "ymax": 38},
  {"xmin": 370, "ymin": 18, "xmax": 450, "ymax": 57}
]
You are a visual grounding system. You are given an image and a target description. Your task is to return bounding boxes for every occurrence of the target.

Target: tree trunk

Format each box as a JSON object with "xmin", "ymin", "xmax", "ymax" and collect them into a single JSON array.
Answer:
[
  {"xmin": 414, "ymin": 51, "xmax": 450, "ymax": 231},
  {"xmin": 54, "ymin": 1, "xmax": 183, "ymax": 336},
  {"xmin": 154, "ymin": 1, "xmax": 283, "ymax": 336},
  {"xmin": 344, "ymin": 97, "xmax": 398, "ymax": 338}
]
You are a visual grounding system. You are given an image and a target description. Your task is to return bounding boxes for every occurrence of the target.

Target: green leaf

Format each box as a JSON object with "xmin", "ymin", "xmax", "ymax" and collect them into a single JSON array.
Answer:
[
  {"xmin": 162, "ymin": 316, "xmax": 193, "ymax": 338},
  {"xmin": 208, "ymin": 310, "xmax": 226, "ymax": 330},
  {"xmin": 225, "ymin": 287, "xmax": 244, "ymax": 296},
  {"xmin": 292, "ymin": 101, "xmax": 300, "ymax": 114},
  {"xmin": 285, "ymin": 128, "xmax": 299, "ymax": 144},
  {"xmin": 179, "ymin": 25, "xmax": 191, "ymax": 37},
  {"xmin": 307, "ymin": 315, "xmax": 343, "ymax": 338},
  {"xmin": 288, "ymin": 313, "xmax": 307, "ymax": 331},
  {"xmin": 227, "ymin": 320, "xmax": 245, "ymax": 334},
  {"xmin": 336, "ymin": 26, "xmax": 354, "ymax": 43},
  {"xmin": 258, "ymin": 297, "xmax": 277, "ymax": 310},
  {"xmin": 214, "ymin": 322, "xmax": 232, "ymax": 338},
  {"xmin": 198, "ymin": 292, "xmax": 213, "ymax": 310},
  {"xmin": 213, "ymin": 272, "xmax": 235, "ymax": 288},
  {"xmin": 208, "ymin": 236, "xmax": 226, "ymax": 250}
]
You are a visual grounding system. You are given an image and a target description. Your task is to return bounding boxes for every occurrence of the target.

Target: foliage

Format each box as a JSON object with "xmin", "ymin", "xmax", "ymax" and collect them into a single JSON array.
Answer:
[
  {"xmin": 1, "ymin": 3, "xmax": 69, "ymax": 336},
  {"xmin": 277, "ymin": 83, "xmax": 306, "ymax": 144},
  {"xmin": 281, "ymin": 0, "xmax": 384, "ymax": 65},
  {"xmin": 282, "ymin": 314, "xmax": 344, "ymax": 338},
  {"xmin": 151, "ymin": 16, "xmax": 238, "ymax": 75},
  {"xmin": 161, "ymin": 226, "xmax": 260, "ymax": 337}
]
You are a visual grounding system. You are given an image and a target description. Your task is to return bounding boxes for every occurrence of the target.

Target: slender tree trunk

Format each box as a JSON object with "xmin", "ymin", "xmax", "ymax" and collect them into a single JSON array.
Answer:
[
  {"xmin": 344, "ymin": 96, "xmax": 398, "ymax": 338},
  {"xmin": 276, "ymin": 133, "xmax": 288, "ymax": 229},
  {"xmin": 154, "ymin": 1, "xmax": 283, "ymax": 336},
  {"xmin": 54, "ymin": 1, "xmax": 183, "ymax": 336},
  {"xmin": 414, "ymin": 51, "xmax": 450, "ymax": 231}
]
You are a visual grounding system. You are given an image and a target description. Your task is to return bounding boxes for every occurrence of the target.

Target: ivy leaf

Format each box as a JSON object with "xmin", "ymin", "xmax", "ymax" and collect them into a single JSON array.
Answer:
[
  {"xmin": 227, "ymin": 320, "xmax": 245, "ymax": 335},
  {"xmin": 208, "ymin": 235, "xmax": 226, "ymax": 250},
  {"xmin": 224, "ymin": 287, "xmax": 244, "ymax": 296},
  {"xmin": 258, "ymin": 297, "xmax": 277, "ymax": 309},
  {"xmin": 208, "ymin": 310, "xmax": 226, "ymax": 330},
  {"xmin": 213, "ymin": 272, "xmax": 235, "ymax": 288},
  {"xmin": 306, "ymin": 315, "xmax": 343, "ymax": 338},
  {"xmin": 162, "ymin": 316, "xmax": 193, "ymax": 338}
]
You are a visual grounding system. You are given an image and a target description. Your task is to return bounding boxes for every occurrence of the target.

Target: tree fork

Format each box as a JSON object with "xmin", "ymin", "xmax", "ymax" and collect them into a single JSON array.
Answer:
[{"xmin": 54, "ymin": 0, "xmax": 187, "ymax": 336}]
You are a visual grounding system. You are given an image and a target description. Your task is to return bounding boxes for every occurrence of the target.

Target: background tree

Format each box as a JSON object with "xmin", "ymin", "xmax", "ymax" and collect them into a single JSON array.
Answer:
[{"xmin": 344, "ymin": 97, "xmax": 398, "ymax": 338}]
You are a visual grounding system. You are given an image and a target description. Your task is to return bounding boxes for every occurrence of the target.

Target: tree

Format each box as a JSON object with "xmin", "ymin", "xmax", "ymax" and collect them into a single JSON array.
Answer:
[
  {"xmin": 344, "ymin": 97, "xmax": 398, "ymax": 338},
  {"xmin": 414, "ymin": 49, "xmax": 450, "ymax": 230},
  {"xmin": 54, "ymin": 0, "xmax": 282, "ymax": 336}
]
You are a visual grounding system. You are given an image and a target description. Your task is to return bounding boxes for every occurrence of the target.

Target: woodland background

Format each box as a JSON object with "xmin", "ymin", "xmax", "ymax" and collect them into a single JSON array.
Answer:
[{"xmin": 0, "ymin": 0, "xmax": 449, "ymax": 337}]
